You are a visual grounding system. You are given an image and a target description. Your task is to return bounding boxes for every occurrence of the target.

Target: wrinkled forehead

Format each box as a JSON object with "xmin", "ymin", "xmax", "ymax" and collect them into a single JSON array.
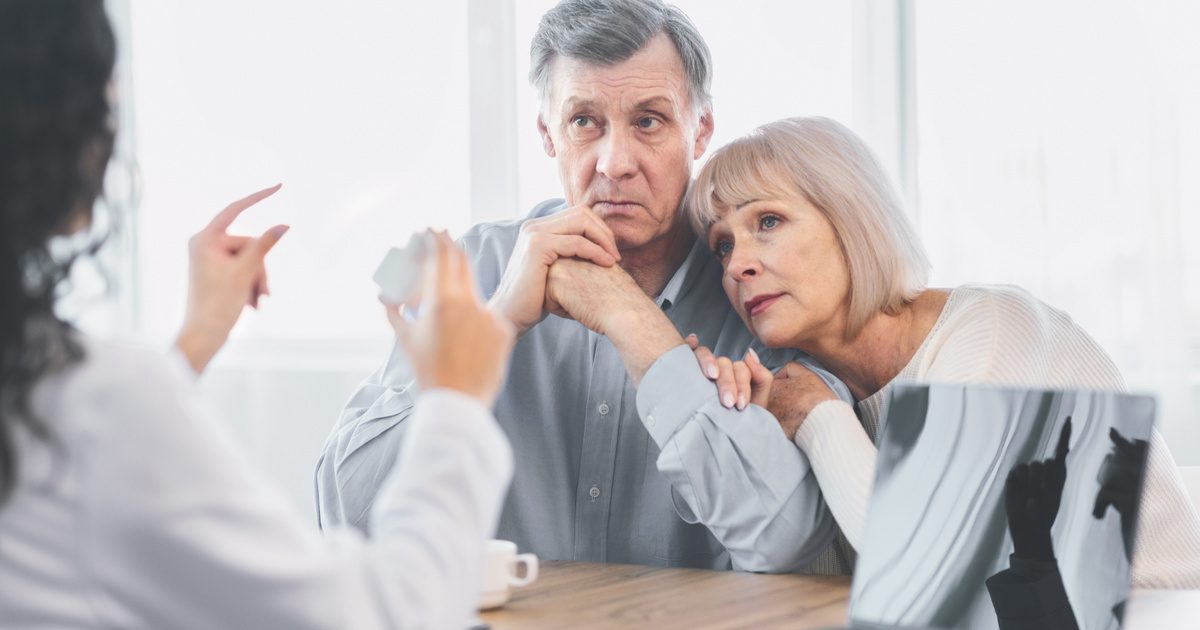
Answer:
[{"xmin": 544, "ymin": 35, "xmax": 693, "ymax": 117}]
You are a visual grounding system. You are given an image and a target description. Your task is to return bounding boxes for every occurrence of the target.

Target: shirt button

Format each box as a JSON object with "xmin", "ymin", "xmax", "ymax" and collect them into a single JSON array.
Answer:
[
  {"xmin": 646, "ymin": 414, "xmax": 655, "ymax": 427},
  {"xmin": 589, "ymin": 485, "xmax": 601, "ymax": 500},
  {"xmin": 598, "ymin": 402, "xmax": 610, "ymax": 416}
]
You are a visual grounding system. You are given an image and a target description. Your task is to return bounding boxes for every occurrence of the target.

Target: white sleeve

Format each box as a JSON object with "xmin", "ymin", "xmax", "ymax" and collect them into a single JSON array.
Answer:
[
  {"xmin": 792, "ymin": 400, "xmax": 877, "ymax": 550},
  {"xmin": 789, "ymin": 289, "xmax": 1043, "ymax": 551},
  {"xmin": 80, "ymin": 351, "xmax": 512, "ymax": 630}
]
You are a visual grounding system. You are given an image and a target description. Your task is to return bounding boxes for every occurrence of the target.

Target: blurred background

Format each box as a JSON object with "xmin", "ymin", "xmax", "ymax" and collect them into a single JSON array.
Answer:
[{"xmin": 76, "ymin": 0, "xmax": 1199, "ymax": 520}]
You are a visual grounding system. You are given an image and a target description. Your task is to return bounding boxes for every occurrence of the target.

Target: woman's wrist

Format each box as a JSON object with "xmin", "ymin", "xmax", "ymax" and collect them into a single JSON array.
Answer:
[{"xmin": 174, "ymin": 325, "xmax": 227, "ymax": 374}]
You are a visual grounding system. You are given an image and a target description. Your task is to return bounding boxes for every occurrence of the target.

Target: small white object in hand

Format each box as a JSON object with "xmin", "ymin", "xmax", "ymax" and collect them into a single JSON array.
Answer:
[{"xmin": 373, "ymin": 232, "xmax": 429, "ymax": 306}]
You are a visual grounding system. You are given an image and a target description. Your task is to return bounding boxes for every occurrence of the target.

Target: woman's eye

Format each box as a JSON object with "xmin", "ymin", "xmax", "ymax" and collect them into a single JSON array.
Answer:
[
  {"xmin": 760, "ymin": 215, "xmax": 780, "ymax": 230},
  {"xmin": 714, "ymin": 240, "xmax": 733, "ymax": 258},
  {"xmin": 637, "ymin": 117, "xmax": 661, "ymax": 130}
]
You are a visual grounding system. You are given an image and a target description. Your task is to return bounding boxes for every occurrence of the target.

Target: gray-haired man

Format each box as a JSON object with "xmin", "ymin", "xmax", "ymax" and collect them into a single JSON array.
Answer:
[{"xmin": 316, "ymin": 0, "xmax": 852, "ymax": 573}]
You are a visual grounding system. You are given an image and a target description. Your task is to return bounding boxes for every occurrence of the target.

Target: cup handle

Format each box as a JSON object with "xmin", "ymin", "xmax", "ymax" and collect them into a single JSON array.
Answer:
[{"xmin": 508, "ymin": 553, "xmax": 538, "ymax": 588}]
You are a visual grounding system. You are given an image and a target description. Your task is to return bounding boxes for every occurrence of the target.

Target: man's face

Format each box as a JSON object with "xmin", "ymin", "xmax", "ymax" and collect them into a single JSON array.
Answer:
[{"xmin": 538, "ymin": 33, "xmax": 714, "ymax": 250}]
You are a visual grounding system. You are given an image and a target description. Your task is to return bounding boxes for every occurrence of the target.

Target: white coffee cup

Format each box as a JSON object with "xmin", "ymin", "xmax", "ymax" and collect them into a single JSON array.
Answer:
[{"xmin": 478, "ymin": 539, "xmax": 538, "ymax": 610}]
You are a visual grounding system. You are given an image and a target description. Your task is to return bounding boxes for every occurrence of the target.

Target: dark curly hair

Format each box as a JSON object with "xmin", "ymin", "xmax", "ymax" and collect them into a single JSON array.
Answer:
[{"xmin": 0, "ymin": 0, "xmax": 116, "ymax": 504}]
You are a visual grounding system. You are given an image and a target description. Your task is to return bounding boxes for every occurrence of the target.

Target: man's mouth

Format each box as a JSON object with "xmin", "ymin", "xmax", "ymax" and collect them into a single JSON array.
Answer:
[
  {"xmin": 743, "ymin": 293, "xmax": 784, "ymax": 317},
  {"xmin": 592, "ymin": 200, "xmax": 641, "ymax": 213}
]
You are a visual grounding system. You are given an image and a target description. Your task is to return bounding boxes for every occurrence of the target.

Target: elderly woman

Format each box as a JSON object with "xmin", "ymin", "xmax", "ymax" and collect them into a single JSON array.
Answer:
[{"xmin": 684, "ymin": 116, "xmax": 1200, "ymax": 587}]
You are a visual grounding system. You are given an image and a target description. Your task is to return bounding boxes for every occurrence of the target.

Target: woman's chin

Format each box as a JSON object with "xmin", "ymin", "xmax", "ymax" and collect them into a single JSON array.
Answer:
[{"xmin": 751, "ymin": 325, "xmax": 792, "ymax": 349}]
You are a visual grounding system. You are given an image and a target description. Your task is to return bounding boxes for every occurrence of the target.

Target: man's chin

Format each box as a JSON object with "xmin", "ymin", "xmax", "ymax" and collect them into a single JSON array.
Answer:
[
  {"xmin": 607, "ymin": 217, "xmax": 692, "ymax": 252},
  {"xmin": 607, "ymin": 222, "xmax": 656, "ymax": 252}
]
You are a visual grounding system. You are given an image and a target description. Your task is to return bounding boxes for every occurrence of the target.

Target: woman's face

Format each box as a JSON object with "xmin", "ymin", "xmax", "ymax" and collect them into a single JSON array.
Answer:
[{"xmin": 706, "ymin": 191, "xmax": 851, "ymax": 349}]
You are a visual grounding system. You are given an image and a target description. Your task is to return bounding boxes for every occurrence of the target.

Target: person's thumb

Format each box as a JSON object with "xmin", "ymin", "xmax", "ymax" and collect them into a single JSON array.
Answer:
[
  {"xmin": 239, "ymin": 224, "xmax": 290, "ymax": 266},
  {"xmin": 383, "ymin": 302, "xmax": 415, "ymax": 351},
  {"xmin": 745, "ymin": 348, "xmax": 773, "ymax": 407}
]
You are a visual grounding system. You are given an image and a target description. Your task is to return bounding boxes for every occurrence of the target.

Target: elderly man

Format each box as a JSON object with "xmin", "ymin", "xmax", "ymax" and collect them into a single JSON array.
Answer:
[{"xmin": 316, "ymin": 0, "xmax": 851, "ymax": 573}]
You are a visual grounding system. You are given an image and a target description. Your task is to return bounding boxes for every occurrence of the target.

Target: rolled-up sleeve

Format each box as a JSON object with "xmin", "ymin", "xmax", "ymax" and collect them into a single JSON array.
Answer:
[
  {"xmin": 636, "ymin": 344, "xmax": 837, "ymax": 572},
  {"xmin": 315, "ymin": 341, "xmax": 419, "ymax": 533}
]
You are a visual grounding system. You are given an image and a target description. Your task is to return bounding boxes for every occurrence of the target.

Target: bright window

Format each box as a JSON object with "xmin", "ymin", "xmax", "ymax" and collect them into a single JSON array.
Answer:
[
  {"xmin": 913, "ymin": 0, "xmax": 1200, "ymax": 461},
  {"xmin": 128, "ymin": 0, "xmax": 473, "ymax": 350}
]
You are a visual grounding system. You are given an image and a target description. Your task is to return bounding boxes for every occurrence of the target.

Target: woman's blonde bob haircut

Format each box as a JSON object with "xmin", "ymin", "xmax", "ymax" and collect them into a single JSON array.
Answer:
[{"xmin": 687, "ymin": 116, "xmax": 930, "ymax": 337}]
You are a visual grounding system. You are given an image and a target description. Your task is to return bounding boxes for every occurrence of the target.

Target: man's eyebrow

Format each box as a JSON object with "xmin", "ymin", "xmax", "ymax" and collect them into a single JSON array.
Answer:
[
  {"xmin": 560, "ymin": 96, "xmax": 596, "ymax": 113},
  {"xmin": 635, "ymin": 96, "xmax": 677, "ymax": 112}
]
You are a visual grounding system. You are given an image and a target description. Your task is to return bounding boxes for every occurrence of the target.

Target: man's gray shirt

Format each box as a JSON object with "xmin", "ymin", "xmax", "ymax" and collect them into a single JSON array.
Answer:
[{"xmin": 316, "ymin": 200, "xmax": 852, "ymax": 572}]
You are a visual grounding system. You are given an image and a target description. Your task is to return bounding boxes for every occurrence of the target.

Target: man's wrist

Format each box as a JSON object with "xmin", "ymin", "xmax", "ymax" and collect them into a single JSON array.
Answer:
[
  {"xmin": 600, "ymin": 293, "xmax": 660, "ymax": 337},
  {"xmin": 603, "ymin": 298, "xmax": 684, "ymax": 384},
  {"xmin": 486, "ymin": 295, "xmax": 529, "ymax": 335}
]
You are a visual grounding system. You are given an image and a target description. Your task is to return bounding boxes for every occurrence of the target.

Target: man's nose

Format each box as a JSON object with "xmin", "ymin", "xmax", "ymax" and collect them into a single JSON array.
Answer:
[{"xmin": 596, "ymin": 127, "xmax": 638, "ymax": 181}]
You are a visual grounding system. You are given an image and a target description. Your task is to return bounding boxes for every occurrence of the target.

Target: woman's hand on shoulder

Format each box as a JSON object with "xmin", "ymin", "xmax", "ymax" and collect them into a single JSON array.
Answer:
[
  {"xmin": 685, "ymin": 334, "xmax": 773, "ymax": 411},
  {"xmin": 176, "ymin": 184, "xmax": 289, "ymax": 374},
  {"xmin": 687, "ymin": 336, "xmax": 839, "ymax": 439},
  {"xmin": 768, "ymin": 362, "xmax": 838, "ymax": 439}
]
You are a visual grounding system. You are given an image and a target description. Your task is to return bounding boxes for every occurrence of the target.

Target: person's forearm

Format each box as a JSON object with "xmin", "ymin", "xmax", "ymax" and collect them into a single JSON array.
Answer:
[
  {"xmin": 793, "ymin": 400, "xmax": 878, "ymax": 550},
  {"xmin": 316, "ymin": 341, "xmax": 422, "ymax": 532},
  {"xmin": 636, "ymin": 345, "xmax": 837, "ymax": 571},
  {"xmin": 174, "ymin": 326, "xmax": 227, "ymax": 374},
  {"xmin": 369, "ymin": 389, "xmax": 514, "ymax": 629},
  {"xmin": 601, "ymin": 296, "xmax": 685, "ymax": 385}
]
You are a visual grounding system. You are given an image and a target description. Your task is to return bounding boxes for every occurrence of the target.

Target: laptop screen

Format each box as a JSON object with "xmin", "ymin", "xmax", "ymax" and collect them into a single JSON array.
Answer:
[{"xmin": 848, "ymin": 384, "xmax": 1154, "ymax": 630}]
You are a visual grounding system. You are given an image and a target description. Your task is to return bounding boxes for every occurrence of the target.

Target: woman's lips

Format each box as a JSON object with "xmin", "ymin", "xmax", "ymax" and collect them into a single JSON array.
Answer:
[{"xmin": 745, "ymin": 293, "xmax": 784, "ymax": 317}]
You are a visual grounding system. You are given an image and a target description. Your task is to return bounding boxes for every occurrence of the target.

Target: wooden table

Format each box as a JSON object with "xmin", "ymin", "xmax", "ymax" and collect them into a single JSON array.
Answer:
[
  {"xmin": 480, "ymin": 561, "xmax": 1200, "ymax": 629},
  {"xmin": 479, "ymin": 561, "xmax": 852, "ymax": 629}
]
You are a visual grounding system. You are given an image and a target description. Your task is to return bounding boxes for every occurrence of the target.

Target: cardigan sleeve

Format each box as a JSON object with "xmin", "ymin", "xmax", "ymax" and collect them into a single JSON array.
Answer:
[{"xmin": 792, "ymin": 400, "xmax": 877, "ymax": 549}]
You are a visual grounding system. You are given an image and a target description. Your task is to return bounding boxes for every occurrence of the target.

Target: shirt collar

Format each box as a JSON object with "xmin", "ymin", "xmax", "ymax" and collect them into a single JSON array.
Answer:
[{"xmin": 655, "ymin": 237, "xmax": 708, "ymax": 310}]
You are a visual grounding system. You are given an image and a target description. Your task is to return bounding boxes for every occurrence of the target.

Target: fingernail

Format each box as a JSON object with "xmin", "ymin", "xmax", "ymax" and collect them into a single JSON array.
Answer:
[
  {"xmin": 707, "ymin": 364, "xmax": 719, "ymax": 379},
  {"xmin": 722, "ymin": 392, "xmax": 734, "ymax": 408},
  {"xmin": 747, "ymin": 347, "xmax": 759, "ymax": 362},
  {"xmin": 268, "ymin": 224, "xmax": 290, "ymax": 238},
  {"xmin": 737, "ymin": 395, "xmax": 747, "ymax": 410}
]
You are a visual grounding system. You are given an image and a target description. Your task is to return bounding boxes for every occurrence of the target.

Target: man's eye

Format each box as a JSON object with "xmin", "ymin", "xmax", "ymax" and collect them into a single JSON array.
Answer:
[
  {"xmin": 760, "ymin": 215, "xmax": 780, "ymax": 230},
  {"xmin": 637, "ymin": 117, "xmax": 662, "ymax": 130},
  {"xmin": 572, "ymin": 116, "xmax": 594, "ymax": 128}
]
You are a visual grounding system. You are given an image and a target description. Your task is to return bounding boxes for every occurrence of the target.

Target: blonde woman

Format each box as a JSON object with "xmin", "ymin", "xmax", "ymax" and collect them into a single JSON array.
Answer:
[{"xmin": 684, "ymin": 116, "xmax": 1200, "ymax": 587}]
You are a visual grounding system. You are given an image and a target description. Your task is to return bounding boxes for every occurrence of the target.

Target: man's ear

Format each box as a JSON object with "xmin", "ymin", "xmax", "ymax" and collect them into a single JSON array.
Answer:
[
  {"xmin": 537, "ymin": 114, "xmax": 556, "ymax": 157},
  {"xmin": 693, "ymin": 107, "xmax": 715, "ymax": 160}
]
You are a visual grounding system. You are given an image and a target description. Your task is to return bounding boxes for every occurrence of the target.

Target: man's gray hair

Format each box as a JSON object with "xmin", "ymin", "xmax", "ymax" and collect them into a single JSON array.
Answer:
[{"xmin": 530, "ymin": 0, "xmax": 712, "ymax": 112}]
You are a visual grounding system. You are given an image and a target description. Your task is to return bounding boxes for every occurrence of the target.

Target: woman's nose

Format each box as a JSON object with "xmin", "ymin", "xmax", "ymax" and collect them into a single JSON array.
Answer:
[{"xmin": 726, "ymin": 244, "xmax": 760, "ymax": 280}]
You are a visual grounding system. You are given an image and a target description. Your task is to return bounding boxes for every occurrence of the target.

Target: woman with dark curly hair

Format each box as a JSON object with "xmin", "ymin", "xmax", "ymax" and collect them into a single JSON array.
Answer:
[{"xmin": 0, "ymin": 1, "xmax": 517, "ymax": 627}]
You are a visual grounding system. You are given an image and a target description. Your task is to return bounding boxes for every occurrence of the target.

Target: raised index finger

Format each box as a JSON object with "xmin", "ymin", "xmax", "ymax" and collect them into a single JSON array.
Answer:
[
  {"xmin": 205, "ymin": 183, "xmax": 283, "ymax": 233},
  {"xmin": 1054, "ymin": 416, "xmax": 1072, "ymax": 463}
]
